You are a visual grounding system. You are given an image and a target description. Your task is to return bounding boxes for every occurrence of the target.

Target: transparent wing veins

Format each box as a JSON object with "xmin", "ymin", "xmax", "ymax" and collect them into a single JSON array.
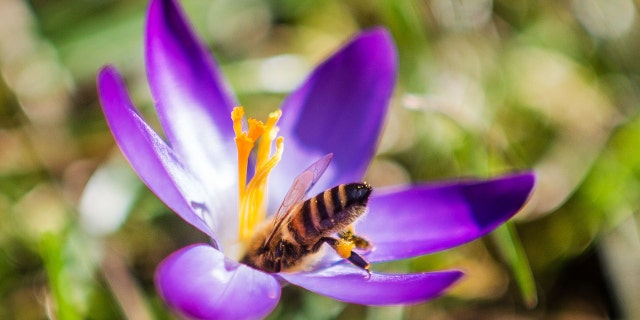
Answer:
[{"xmin": 262, "ymin": 153, "xmax": 333, "ymax": 248}]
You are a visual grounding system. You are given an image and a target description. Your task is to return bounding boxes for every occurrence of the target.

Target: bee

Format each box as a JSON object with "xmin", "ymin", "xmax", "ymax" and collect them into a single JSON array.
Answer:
[{"xmin": 241, "ymin": 154, "xmax": 373, "ymax": 274}]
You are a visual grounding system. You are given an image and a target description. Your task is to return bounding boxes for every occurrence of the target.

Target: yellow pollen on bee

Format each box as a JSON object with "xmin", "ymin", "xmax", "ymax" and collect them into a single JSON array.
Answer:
[
  {"xmin": 335, "ymin": 238, "xmax": 355, "ymax": 259},
  {"xmin": 232, "ymin": 106, "xmax": 284, "ymax": 244}
]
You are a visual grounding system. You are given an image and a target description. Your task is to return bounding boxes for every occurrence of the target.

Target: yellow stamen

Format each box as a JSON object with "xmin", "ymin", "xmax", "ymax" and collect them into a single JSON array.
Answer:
[{"xmin": 232, "ymin": 106, "xmax": 284, "ymax": 243}]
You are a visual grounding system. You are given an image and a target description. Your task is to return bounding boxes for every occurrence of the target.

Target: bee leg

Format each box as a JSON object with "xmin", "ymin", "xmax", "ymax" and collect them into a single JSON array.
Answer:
[
  {"xmin": 350, "ymin": 234, "xmax": 371, "ymax": 250},
  {"xmin": 338, "ymin": 226, "xmax": 371, "ymax": 250},
  {"xmin": 273, "ymin": 241, "xmax": 284, "ymax": 273},
  {"xmin": 346, "ymin": 250, "xmax": 372, "ymax": 279},
  {"xmin": 320, "ymin": 237, "xmax": 371, "ymax": 277}
]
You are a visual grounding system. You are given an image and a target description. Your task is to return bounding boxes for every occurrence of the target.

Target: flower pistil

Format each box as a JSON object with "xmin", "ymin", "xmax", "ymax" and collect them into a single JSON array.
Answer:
[{"xmin": 232, "ymin": 106, "xmax": 284, "ymax": 244}]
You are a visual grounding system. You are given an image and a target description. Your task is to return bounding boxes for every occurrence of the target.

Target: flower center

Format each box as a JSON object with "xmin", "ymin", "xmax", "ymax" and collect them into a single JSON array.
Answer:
[{"xmin": 231, "ymin": 106, "xmax": 284, "ymax": 244}]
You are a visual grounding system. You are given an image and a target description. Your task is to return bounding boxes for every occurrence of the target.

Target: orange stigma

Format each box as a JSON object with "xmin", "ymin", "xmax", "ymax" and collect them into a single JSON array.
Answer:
[{"xmin": 231, "ymin": 107, "xmax": 284, "ymax": 243}]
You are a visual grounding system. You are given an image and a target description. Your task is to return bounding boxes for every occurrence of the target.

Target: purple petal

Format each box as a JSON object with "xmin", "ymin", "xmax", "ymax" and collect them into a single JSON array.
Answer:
[
  {"xmin": 280, "ymin": 265, "xmax": 462, "ymax": 305},
  {"xmin": 156, "ymin": 244, "xmax": 281, "ymax": 320},
  {"xmin": 273, "ymin": 28, "xmax": 397, "ymax": 200},
  {"xmin": 146, "ymin": 0, "xmax": 237, "ymax": 198},
  {"xmin": 97, "ymin": 66, "xmax": 217, "ymax": 241},
  {"xmin": 359, "ymin": 172, "xmax": 535, "ymax": 262}
]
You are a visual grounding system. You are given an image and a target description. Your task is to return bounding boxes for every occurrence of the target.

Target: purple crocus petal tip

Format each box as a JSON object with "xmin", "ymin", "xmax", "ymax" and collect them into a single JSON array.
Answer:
[
  {"xmin": 97, "ymin": 65, "xmax": 119, "ymax": 85},
  {"xmin": 146, "ymin": 0, "xmax": 236, "ymax": 134},
  {"xmin": 462, "ymin": 172, "xmax": 535, "ymax": 227},
  {"xmin": 156, "ymin": 244, "xmax": 281, "ymax": 320},
  {"xmin": 280, "ymin": 265, "xmax": 463, "ymax": 306},
  {"xmin": 274, "ymin": 26, "xmax": 398, "ymax": 198},
  {"xmin": 361, "ymin": 172, "xmax": 535, "ymax": 263}
]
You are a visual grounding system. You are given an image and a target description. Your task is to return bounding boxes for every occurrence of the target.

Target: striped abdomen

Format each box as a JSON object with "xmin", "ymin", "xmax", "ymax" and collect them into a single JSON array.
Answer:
[{"xmin": 288, "ymin": 183, "xmax": 372, "ymax": 245}]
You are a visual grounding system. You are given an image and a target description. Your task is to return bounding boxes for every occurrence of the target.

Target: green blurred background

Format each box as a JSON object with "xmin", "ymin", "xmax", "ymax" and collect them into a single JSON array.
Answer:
[{"xmin": 1, "ymin": 0, "xmax": 639, "ymax": 318}]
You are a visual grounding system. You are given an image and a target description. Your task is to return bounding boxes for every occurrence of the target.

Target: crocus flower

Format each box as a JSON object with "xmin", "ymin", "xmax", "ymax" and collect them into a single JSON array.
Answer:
[{"xmin": 96, "ymin": 0, "xmax": 535, "ymax": 319}]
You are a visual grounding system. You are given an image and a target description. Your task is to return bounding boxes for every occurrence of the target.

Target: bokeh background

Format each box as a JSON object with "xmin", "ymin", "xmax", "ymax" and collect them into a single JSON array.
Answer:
[{"xmin": 1, "ymin": 0, "xmax": 640, "ymax": 318}]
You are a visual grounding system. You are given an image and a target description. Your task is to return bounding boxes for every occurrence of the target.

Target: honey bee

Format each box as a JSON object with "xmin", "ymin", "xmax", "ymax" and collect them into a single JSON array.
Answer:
[{"xmin": 241, "ymin": 154, "xmax": 373, "ymax": 274}]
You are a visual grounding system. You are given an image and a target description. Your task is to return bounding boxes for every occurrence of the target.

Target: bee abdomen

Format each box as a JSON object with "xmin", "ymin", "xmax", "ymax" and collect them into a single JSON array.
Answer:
[
  {"xmin": 291, "ymin": 183, "xmax": 372, "ymax": 242},
  {"xmin": 342, "ymin": 183, "xmax": 372, "ymax": 208}
]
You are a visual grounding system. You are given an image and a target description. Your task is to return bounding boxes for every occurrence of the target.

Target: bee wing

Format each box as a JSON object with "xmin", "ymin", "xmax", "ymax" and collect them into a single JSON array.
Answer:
[
  {"xmin": 274, "ymin": 153, "xmax": 333, "ymax": 221},
  {"xmin": 263, "ymin": 153, "xmax": 333, "ymax": 247},
  {"xmin": 305, "ymin": 153, "xmax": 334, "ymax": 192}
]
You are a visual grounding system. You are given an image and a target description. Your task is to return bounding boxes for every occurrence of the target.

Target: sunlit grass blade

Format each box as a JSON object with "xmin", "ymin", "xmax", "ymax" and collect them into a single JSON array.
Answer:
[
  {"xmin": 493, "ymin": 222, "xmax": 537, "ymax": 308},
  {"xmin": 40, "ymin": 231, "xmax": 82, "ymax": 320}
]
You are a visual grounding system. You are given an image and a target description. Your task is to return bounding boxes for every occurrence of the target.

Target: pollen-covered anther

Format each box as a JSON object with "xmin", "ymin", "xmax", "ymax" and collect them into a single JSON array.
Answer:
[{"xmin": 335, "ymin": 238, "xmax": 356, "ymax": 259}]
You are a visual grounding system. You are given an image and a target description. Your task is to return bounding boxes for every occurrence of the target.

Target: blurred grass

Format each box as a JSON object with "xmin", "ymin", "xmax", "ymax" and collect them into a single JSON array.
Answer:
[{"xmin": 1, "ymin": 0, "xmax": 640, "ymax": 318}]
